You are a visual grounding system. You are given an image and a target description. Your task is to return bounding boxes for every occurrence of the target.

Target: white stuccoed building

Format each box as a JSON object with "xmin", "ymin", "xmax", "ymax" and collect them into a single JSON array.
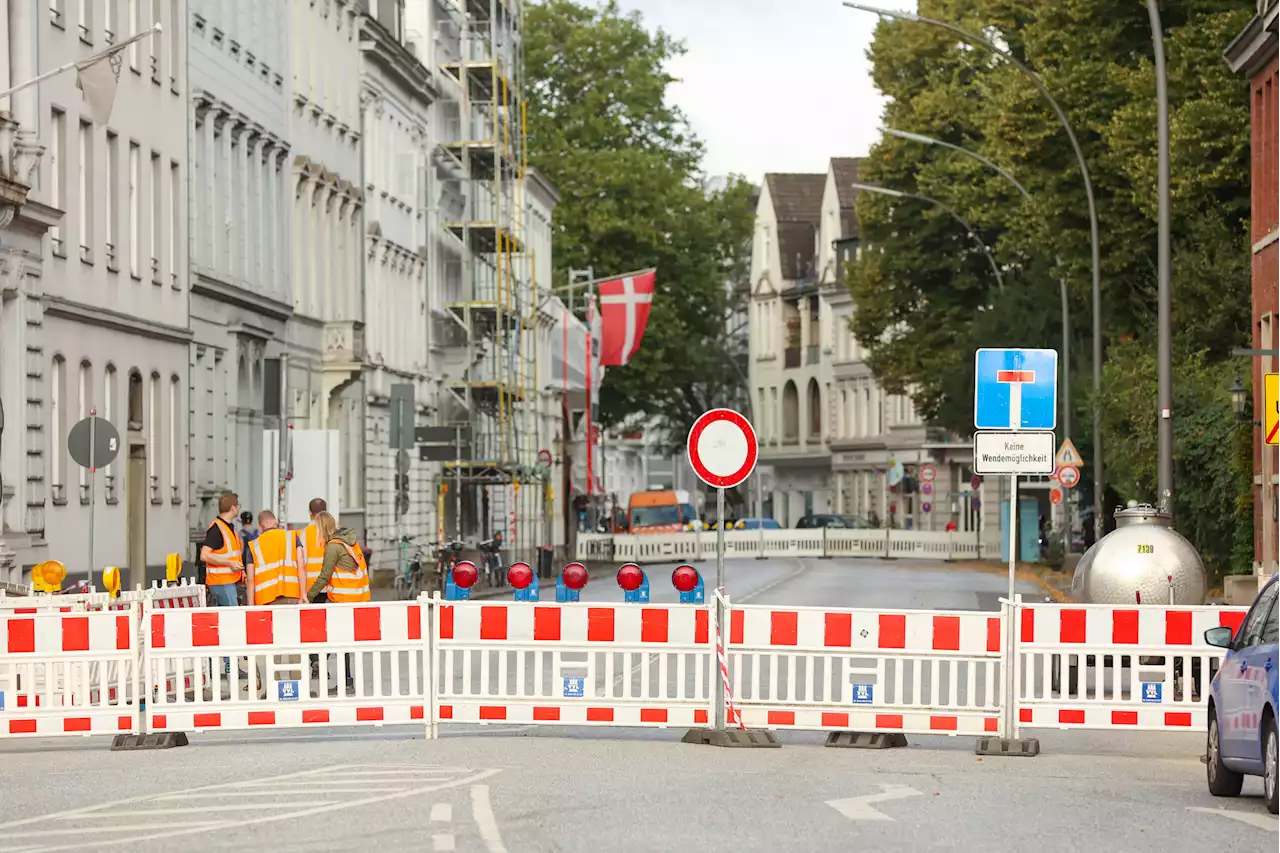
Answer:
[
  {"xmin": 185, "ymin": 0, "xmax": 295, "ymax": 548},
  {"xmin": 0, "ymin": 2, "xmax": 191, "ymax": 588},
  {"xmin": 357, "ymin": 1, "xmax": 438, "ymax": 569}
]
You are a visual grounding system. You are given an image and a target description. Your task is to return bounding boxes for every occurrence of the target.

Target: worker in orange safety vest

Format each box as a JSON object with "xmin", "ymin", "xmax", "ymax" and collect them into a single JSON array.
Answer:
[
  {"xmin": 295, "ymin": 497, "xmax": 329, "ymax": 589},
  {"xmin": 200, "ymin": 492, "xmax": 244, "ymax": 608},
  {"xmin": 247, "ymin": 510, "xmax": 305, "ymax": 605}
]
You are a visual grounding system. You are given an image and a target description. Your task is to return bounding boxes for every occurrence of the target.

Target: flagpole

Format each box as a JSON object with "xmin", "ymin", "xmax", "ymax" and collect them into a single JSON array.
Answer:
[
  {"xmin": 0, "ymin": 24, "xmax": 162, "ymax": 101},
  {"xmin": 547, "ymin": 267, "xmax": 657, "ymax": 294}
]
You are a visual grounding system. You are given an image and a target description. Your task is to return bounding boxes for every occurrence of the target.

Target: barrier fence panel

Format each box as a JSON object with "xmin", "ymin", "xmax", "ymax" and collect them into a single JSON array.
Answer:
[
  {"xmin": 727, "ymin": 603, "xmax": 1006, "ymax": 736},
  {"xmin": 583, "ymin": 530, "xmax": 993, "ymax": 563},
  {"xmin": 1014, "ymin": 603, "xmax": 1249, "ymax": 733},
  {"xmin": 0, "ymin": 604, "xmax": 141, "ymax": 738},
  {"xmin": 145, "ymin": 602, "xmax": 428, "ymax": 733},
  {"xmin": 433, "ymin": 599, "xmax": 716, "ymax": 732}
]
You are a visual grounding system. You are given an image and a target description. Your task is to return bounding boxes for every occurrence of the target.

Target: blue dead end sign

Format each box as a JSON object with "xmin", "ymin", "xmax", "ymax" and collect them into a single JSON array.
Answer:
[{"xmin": 974, "ymin": 348, "xmax": 1058, "ymax": 431}]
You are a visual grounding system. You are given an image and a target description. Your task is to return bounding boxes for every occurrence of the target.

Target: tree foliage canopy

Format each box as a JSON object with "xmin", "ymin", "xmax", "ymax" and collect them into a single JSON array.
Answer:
[
  {"xmin": 847, "ymin": 0, "xmax": 1254, "ymax": 565},
  {"xmin": 525, "ymin": 0, "xmax": 754, "ymax": 445}
]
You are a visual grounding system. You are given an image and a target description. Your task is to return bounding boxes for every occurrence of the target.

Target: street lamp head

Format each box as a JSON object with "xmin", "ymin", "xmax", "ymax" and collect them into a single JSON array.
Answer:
[
  {"xmin": 880, "ymin": 126, "xmax": 939, "ymax": 147},
  {"xmin": 1228, "ymin": 374, "xmax": 1248, "ymax": 422},
  {"xmin": 847, "ymin": 181, "xmax": 905, "ymax": 199},
  {"xmin": 842, "ymin": 2, "xmax": 920, "ymax": 23}
]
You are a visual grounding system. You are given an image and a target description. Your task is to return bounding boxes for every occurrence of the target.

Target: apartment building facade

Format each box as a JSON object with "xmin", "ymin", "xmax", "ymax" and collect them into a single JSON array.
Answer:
[{"xmin": 749, "ymin": 158, "xmax": 975, "ymax": 531}]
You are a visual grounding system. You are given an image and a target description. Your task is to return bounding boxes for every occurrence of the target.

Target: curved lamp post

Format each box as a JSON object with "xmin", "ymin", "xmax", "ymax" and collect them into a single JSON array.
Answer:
[
  {"xmin": 846, "ymin": 181, "xmax": 1004, "ymax": 290},
  {"xmin": 879, "ymin": 125, "xmax": 1074, "ymax": 459},
  {"xmin": 844, "ymin": 1, "xmax": 1105, "ymax": 538}
]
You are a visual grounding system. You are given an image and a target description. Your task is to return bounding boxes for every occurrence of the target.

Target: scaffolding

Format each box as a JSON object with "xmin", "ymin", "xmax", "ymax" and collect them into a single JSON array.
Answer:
[{"xmin": 435, "ymin": 0, "xmax": 540, "ymax": 560}]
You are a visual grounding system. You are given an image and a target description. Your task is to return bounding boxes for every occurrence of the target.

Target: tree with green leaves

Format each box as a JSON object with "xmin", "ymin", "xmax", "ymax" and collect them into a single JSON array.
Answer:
[
  {"xmin": 525, "ymin": 0, "xmax": 755, "ymax": 447},
  {"xmin": 845, "ymin": 0, "xmax": 1254, "ymax": 570}
]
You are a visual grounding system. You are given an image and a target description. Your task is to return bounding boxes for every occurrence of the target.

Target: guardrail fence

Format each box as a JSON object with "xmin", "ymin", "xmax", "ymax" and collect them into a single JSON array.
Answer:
[{"xmin": 574, "ymin": 530, "xmax": 1003, "ymax": 564}]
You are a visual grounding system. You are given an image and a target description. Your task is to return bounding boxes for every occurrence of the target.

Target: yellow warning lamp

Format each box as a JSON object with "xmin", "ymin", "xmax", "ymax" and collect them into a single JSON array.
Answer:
[
  {"xmin": 165, "ymin": 552, "xmax": 183, "ymax": 583},
  {"xmin": 32, "ymin": 560, "xmax": 66, "ymax": 593},
  {"xmin": 101, "ymin": 566, "xmax": 122, "ymax": 598},
  {"xmin": 734, "ymin": 520, "xmax": 745, "ymax": 530}
]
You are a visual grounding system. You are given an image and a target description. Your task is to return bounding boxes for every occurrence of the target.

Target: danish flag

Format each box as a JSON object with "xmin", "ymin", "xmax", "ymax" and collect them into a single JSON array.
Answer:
[{"xmin": 597, "ymin": 270, "xmax": 656, "ymax": 366}]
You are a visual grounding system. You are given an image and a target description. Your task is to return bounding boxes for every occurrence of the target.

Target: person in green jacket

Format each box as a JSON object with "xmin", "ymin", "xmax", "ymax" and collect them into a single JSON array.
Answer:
[{"xmin": 304, "ymin": 511, "xmax": 359, "ymax": 694}]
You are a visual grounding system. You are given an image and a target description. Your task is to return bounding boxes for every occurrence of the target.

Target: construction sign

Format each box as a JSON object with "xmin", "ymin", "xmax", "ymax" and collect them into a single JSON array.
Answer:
[
  {"xmin": 1266, "ymin": 373, "xmax": 1279, "ymax": 446},
  {"xmin": 1055, "ymin": 438, "xmax": 1083, "ymax": 468}
]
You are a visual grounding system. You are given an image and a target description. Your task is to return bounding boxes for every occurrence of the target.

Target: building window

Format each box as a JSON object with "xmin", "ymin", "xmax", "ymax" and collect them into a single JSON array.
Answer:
[
  {"xmin": 168, "ymin": 374, "xmax": 181, "ymax": 502},
  {"xmin": 49, "ymin": 0, "xmax": 63, "ymax": 27},
  {"xmin": 128, "ymin": 0, "xmax": 140, "ymax": 70},
  {"xmin": 78, "ymin": 361, "xmax": 92, "ymax": 501},
  {"xmin": 49, "ymin": 356, "xmax": 66, "ymax": 502},
  {"xmin": 104, "ymin": 364, "xmax": 118, "ymax": 499},
  {"xmin": 128, "ymin": 142, "xmax": 141, "ymax": 276},
  {"xmin": 77, "ymin": 0, "xmax": 91, "ymax": 41},
  {"xmin": 105, "ymin": 131, "xmax": 118, "ymax": 267},
  {"xmin": 78, "ymin": 120, "xmax": 93, "ymax": 262},
  {"xmin": 150, "ymin": 151, "xmax": 161, "ymax": 281},
  {"xmin": 168, "ymin": 0, "xmax": 181, "ymax": 88},
  {"xmin": 169, "ymin": 160, "xmax": 180, "ymax": 286},
  {"xmin": 128, "ymin": 370, "xmax": 143, "ymax": 429},
  {"xmin": 104, "ymin": 0, "xmax": 117, "ymax": 43},
  {"xmin": 149, "ymin": 373, "xmax": 160, "ymax": 501},
  {"xmin": 50, "ymin": 108, "xmax": 65, "ymax": 254}
]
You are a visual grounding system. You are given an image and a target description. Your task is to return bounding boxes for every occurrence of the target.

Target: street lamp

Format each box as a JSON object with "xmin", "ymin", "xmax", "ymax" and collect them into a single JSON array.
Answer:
[
  {"xmin": 1229, "ymin": 375, "xmax": 1248, "ymax": 423},
  {"xmin": 879, "ymin": 125, "xmax": 1074, "ymax": 450},
  {"xmin": 846, "ymin": 181, "xmax": 1004, "ymax": 291},
  {"xmin": 844, "ymin": 1, "xmax": 1107, "ymax": 540}
]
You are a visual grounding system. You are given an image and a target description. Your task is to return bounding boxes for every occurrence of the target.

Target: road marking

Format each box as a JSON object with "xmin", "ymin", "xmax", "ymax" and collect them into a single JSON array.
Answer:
[
  {"xmin": 0, "ymin": 764, "xmax": 501, "ymax": 853},
  {"xmin": 738, "ymin": 559, "xmax": 809, "ymax": 603},
  {"xmin": 471, "ymin": 784, "xmax": 507, "ymax": 853},
  {"xmin": 57, "ymin": 803, "xmax": 330, "ymax": 816},
  {"xmin": 433, "ymin": 834, "xmax": 457, "ymax": 852},
  {"xmin": 431, "ymin": 803, "xmax": 452, "ymax": 822},
  {"xmin": 1187, "ymin": 806, "xmax": 1278, "ymax": 832},
  {"xmin": 826, "ymin": 784, "xmax": 923, "ymax": 822}
]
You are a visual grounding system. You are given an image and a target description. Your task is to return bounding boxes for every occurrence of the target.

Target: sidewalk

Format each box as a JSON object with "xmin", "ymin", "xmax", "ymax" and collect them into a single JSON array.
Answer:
[{"xmin": 950, "ymin": 560, "xmax": 1074, "ymax": 602}]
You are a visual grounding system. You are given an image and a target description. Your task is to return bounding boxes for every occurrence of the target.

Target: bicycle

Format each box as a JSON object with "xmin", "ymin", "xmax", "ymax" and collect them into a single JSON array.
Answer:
[
  {"xmin": 392, "ymin": 537, "xmax": 433, "ymax": 601},
  {"xmin": 435, "ymin": 540, "xmax": 465, "ymax": 593},
  {"xmin": 477, "ymin": 532, "xmax": 504, "ymax": 588}
]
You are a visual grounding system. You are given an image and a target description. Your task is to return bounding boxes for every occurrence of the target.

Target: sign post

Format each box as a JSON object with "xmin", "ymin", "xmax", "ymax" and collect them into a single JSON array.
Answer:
[
  {"xmin": 68, "ymin": 410, "xmax": 120, "ymax": 587},
  {"xmin": 973, "ymin": 348, "xmax": 1056, "ymax": 758},
  {"xmin": 686, "ymin": 408, "xmax": 762, "ymax": 744}
]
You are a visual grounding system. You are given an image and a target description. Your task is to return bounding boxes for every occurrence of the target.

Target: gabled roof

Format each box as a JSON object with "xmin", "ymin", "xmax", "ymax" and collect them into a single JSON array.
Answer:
[
  {"xmin": 764, "ymin": 173, "xmax": 824, "ymax": 280},
  {"xmin": 830, "ymin": 157, "xmax": 862, "ymax": 238}
]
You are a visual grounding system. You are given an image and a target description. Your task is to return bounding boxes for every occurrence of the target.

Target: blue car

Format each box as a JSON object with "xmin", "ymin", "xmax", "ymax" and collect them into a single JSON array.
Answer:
[{"xmin": 1205, "ymin": 575, "xmax": 1278, "ymax": 814}]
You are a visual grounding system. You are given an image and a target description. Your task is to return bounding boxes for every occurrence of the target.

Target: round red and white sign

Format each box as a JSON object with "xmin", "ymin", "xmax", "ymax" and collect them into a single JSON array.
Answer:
[
  {"xmin": 687, "ymin": 408, "xmax": 758, "ymax": 489},
  {"xmin": 1057, "ymin": 465, "xmax": 1080, "ymax": 488},
  {"xmin": 1050, "ymin": 487, "xmax": 1063, "ymax": 505},
  {"xmin": 920, "ymin": 465, "xmax": 936, "ymax": 483}
]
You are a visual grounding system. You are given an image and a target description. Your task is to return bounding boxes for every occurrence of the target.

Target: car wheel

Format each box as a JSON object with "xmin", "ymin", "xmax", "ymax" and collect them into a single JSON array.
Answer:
[
  {"xmin": 1265, "ymin": 716, "xmax": 1278, "ymax": 815},
  {"xmin": 1206, "ymin": 709, "xmax": 1243, "ymax": 797}
]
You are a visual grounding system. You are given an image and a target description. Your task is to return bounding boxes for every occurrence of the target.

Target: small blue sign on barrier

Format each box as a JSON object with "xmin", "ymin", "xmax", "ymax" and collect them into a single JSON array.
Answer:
[
  {"xmin": 445, "ymin": 574, "xmax": 471, "ymax": 601},
  {"xmin": 624, "ymin": 573, "xmax": 650, "ymax": 603},
  {"xmin": 1141, "ymin": 682, "xmax": 1162, "ymax": 703},
  {"xmin": 278, "ymin": 680, "xmax": 300, "ymax": 702},
  {"xmin": 513, "ymin": 573, "xmax": 540, "ymax": 602},
  {"xmin": 563, "ymin": 676, "xmax": 585, "ymax": 698},
  {"xmin": 678, "ymin": 575, "xmax": 705, "ymax": 605},
  {"xmin": 556, "ymin": 576, "xmax": 581, "ymax": 603},
  {"xmin": 0, "ymin": 690, "xmax": 5, "ymax": 711},
  {"xmin": 852, "ymin": 684, "xmax": 874, "ymax": 705}
]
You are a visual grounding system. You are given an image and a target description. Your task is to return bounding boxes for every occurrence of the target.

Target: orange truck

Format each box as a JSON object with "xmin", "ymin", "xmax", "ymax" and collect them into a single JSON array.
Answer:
[{"xmin": 627, "ymin": 489, "xmax": 698, "ymax": 533}]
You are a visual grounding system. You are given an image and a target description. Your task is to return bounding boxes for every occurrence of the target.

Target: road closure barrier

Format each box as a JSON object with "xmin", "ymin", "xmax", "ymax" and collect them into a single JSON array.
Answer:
[
  {"xmin": 0, "ymin": 585, "xmax": 1249, "ymax": 750},
  {"xmin": 577, "ymin": 529, "xmax": 1002, "ymax": 564}
]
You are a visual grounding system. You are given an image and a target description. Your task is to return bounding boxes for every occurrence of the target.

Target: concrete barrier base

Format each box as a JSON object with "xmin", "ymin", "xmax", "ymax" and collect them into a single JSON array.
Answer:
[
  {"xmin": 681, "ymin": 727, "xmax": 781, "ymax": 748},
  {"xmin": 974, "ymin": 736, "xmax": 1040, "ymax": 757},
  {"xmin": 825, "ymin": 731, "xmax": 908, "ymax": 749},
  {"xmin": 111, "ymin": 732, "xmax": 188, "ymax": 751}
]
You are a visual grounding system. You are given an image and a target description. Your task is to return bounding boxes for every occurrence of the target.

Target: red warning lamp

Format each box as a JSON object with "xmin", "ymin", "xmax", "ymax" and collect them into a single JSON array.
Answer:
[
  {"xmin": 452, "ymin": 560, "xmax": 478, "ymax": 589},
  {"xmin": 671, "ymin": 564, "xmax": 699, "ymax": 593},
  {"xmin": 617, "ymin": 563, "xmax": 644, "ymax": 591},
  {"xmin": 561, "ymin": 562, "xmax": 589, "ymax": 591},
  {"xmin": 507, "ymin": 561, "xmax": 534, "ymax": 590}
]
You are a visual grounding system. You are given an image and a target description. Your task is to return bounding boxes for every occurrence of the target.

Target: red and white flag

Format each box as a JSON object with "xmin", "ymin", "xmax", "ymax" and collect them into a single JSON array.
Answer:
[{"xmin": 597, "ymin": 270, "xmax": 656, "ymax": 366}]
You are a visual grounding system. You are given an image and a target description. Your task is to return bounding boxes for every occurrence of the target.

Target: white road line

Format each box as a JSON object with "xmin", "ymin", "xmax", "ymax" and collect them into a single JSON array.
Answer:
[
  {"xmin": 0, "ymin": 766, "xmax": 501, "ymax": 853},
  {"xmin": 1187, "ymin": 806, "xmax": 1278, "ymax": 832},
  {"xmin": 432, "ymin": 833, "xmax": 457, "ymax": 852},
  {"xmin": 0, "ymin": 824, "xmax": 224, "ymax": 840},
  {"xmin": 153, "ymin": 787, "xmax": 414, "ymax": 799},
  {"xmin": 56, "ymin": 803, "xmax": 331, "ymax": 817},
  {"xmin": 470, "ymin": 784, "xmax": 507, "ymax": 853},
  {"xmin": 430, "ymin": 803, "xmax": 452, "ymax": 822},
  {"xmin": 738, "ymin": 559, "xmax": 809, "ymax": 603}
]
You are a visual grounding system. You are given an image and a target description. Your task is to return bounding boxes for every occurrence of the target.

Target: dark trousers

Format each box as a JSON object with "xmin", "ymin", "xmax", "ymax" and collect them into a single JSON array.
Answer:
[{"xmin": 309, "ymin": 592, "xmax": 353, "ymax": 684}]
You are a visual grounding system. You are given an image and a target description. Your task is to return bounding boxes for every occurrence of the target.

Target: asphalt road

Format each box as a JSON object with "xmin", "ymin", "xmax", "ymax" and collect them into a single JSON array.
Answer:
[{"xmin": 1, "ymin": 557, "xmax": 1273, "ymax": 852}]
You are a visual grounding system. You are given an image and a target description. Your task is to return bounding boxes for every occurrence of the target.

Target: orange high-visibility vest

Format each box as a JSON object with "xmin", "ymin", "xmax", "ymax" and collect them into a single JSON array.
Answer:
[
  {"xmin": 325, "ymin": 541, "xmax": 370, "ymax": 603},
  {"xmin": 248, "ymin": 528, "xmax": 303, "ymax": 604},
  {"xmin": 205, "ymin": 517, "xmax": 243, "ymax": 586},
  {"xmin": 298, "ymin": 523, "xmax": 326, "ymax": 586}
]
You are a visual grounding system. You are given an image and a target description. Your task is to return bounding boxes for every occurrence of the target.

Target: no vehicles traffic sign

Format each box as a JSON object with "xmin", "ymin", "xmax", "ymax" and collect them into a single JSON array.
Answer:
[{"xmin": 687, "ymin": 408, "xmax": 758, "ymax": 490}]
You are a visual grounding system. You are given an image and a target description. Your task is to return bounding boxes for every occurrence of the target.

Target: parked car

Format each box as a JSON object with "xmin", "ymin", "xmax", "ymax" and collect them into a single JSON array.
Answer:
[
  {"xmin": 795, "ymin": 514, "xmax": 874, "ymax": 530},
  {"xmin": 1204, "ymin": 574, "xmax": 1277, "ymax": 814},
  {"xmin": 735, "ymin": 518, "xmax": 781, "ymax": 530}
]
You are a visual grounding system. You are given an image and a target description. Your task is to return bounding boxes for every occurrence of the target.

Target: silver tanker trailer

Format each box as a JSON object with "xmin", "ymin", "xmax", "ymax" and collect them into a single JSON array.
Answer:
[{"xmin": 1044, "ymin": 505, "xmax": 1209, "ymax": 700}]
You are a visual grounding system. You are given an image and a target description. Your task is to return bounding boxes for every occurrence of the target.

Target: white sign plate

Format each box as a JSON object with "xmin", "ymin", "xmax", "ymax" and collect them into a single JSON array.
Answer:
[{"xmin": 974, "ymin": 431, "xmax": 1055, "ymax": 475}]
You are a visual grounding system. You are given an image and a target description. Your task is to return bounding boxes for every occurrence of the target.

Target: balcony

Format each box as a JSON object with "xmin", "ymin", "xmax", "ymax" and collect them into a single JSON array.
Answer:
[{"xmin": 785, "ymin": 347, "xmax": 801, "ymax": 368}]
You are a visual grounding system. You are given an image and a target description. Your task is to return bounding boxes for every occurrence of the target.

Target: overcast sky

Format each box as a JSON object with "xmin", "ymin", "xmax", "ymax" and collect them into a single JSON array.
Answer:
[{"xmin": 619, "ymin": 0, "xmax": 917, "ymax": 181}]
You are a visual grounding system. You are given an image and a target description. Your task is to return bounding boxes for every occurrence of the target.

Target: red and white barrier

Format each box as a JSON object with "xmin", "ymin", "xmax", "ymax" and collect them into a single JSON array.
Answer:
[
  {"xmin": 1014, "ymin": 602, "xmax": 1248, "ymax": 733},
  {"xmin": 144, "ymin": 603, "xmax": 427, "ymax": 733},
  {"xmin": 433, "ymin": 600, "xmax": 715, "ymax": 733},
  {"xmin": 726, "ymin": 603, "xmax": 1005, "ymax": 736},
  {"xmin": 0, "ymin": 605, "xmax": 141, "ymax": 737}
]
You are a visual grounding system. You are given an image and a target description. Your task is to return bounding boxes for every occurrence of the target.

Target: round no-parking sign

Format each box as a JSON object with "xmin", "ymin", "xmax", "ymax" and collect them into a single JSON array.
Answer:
[{"xmin": 687, "ymin": 408, "xmax": 758, "ymax": 489}]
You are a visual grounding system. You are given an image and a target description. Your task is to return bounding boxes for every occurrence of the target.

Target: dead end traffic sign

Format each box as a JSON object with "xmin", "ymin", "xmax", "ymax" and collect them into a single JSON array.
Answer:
[{"xmin": 687, "ymin": 408, "xmax": 758, "ymax": 489}]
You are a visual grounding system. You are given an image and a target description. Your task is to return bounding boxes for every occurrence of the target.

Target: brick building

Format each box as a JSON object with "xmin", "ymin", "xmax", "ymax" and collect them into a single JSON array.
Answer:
[{"xmin": 1225, "ymin": 0, "xmax": 1278, "ymax": 581}]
